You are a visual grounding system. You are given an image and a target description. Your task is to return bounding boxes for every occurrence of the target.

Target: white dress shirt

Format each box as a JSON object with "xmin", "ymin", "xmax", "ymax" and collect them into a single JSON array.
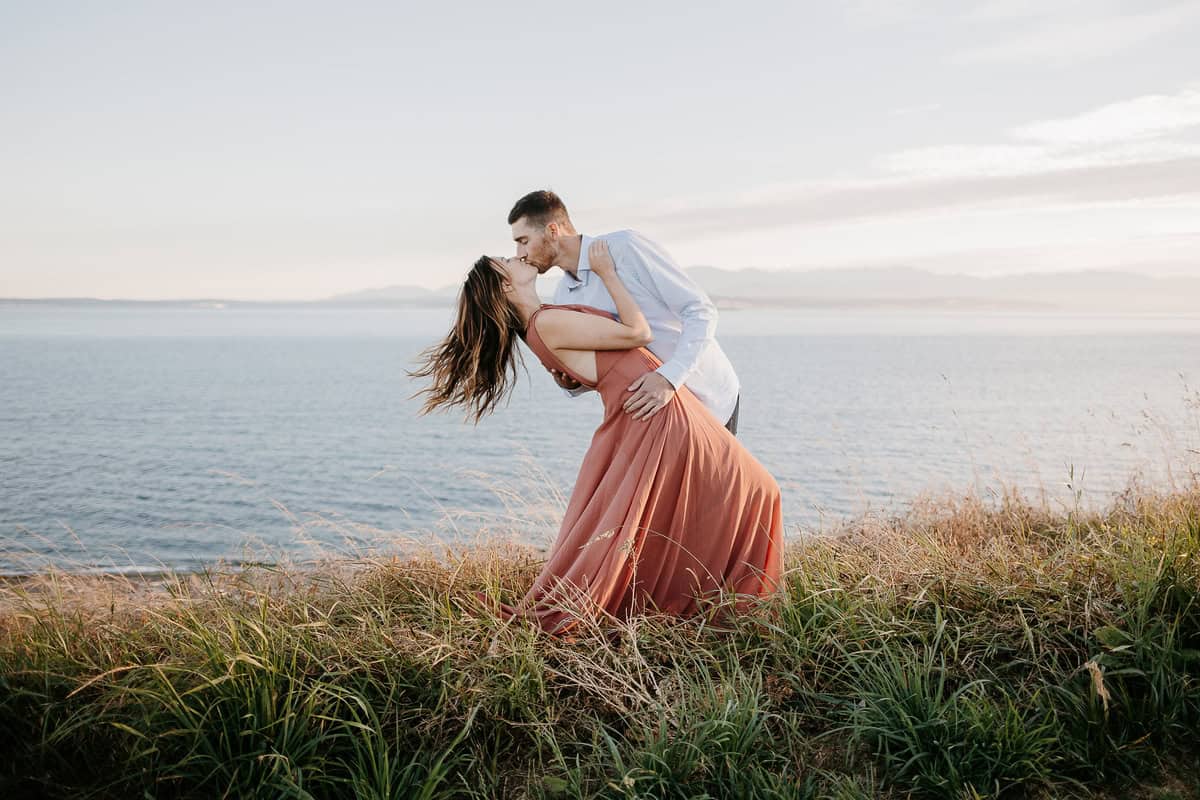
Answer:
[{"xmin": 550, "ymin": 229, "xmax": 741, "ymax": 424}]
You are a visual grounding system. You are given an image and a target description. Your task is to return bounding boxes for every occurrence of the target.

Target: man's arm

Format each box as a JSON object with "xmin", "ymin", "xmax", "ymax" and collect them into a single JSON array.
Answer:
[{"xmin": 615, "ymin": 231, "xmax": 717, "ymax": 391}]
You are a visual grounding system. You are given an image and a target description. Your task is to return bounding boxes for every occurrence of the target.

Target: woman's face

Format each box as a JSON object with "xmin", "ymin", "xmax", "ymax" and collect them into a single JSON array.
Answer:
[{"xmin": 492, "ymin": 256, "xmax": 538, "ymax": 290}]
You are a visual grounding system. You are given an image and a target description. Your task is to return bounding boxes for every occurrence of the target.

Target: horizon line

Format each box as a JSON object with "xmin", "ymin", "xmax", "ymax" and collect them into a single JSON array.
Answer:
[{"xmin": 2, "ymin": 265, "xmax": 1199, "ymax": 305}]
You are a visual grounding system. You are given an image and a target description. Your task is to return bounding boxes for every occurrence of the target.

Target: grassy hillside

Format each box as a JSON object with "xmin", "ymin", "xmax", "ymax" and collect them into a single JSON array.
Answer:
[{"xmin": 2, "ymin": 486, "xmax": 1198, "ymax": 798}]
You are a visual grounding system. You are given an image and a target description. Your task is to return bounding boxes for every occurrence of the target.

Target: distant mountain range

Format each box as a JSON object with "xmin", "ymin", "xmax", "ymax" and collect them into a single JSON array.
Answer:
[
  {"xmin": 687, "ymin": 266, "xmax": 1200, "ymax": 312},
  {"xmin": 4, "ymin": 267, "xmax": 1199, "ymax": 312},
  {"xmin": 319, "ymin": 284, "xmax": 456, "ymax": 307}
]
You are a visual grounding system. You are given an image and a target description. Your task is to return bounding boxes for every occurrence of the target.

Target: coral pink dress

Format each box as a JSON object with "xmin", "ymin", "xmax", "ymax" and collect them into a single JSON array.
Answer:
[{"xmin": 494, "ymin": 304, "xmax": 784, "ymax": 634}]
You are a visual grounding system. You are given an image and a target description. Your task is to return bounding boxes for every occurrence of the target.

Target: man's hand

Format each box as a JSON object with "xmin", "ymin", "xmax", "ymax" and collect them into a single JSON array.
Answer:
[
  {"xmin": 549, "ymin": 368, "xmax": 582, "ymax": 391},
  {"xmin": 624, "ymin": 371, "xmax": 676, "ymax": 421}
]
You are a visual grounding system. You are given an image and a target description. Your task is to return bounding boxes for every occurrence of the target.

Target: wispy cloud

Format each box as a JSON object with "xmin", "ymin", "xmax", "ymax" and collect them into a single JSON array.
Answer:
[
  {"xmin": 637, "ymin": 87, "xmax": 1200, "ymax": 236},
  {"xmin": 846, "ymin": 1, "xmax": 1200, "ymax": 66},
  {"xmin": 953, "ymin": 1, "xmax": 1200, "ymax": 65},
  {"xmin": 881, "ymin": 86, "xmax": 1200, "ymax": 178},
  {"xmin": 881, "ymin": 139, "xmax": 1200, "ymax": 178},
  {"xmin": 1014, "ymin": 88, "xmax": 1200, "ymax": 144},
  {"xmin": 642, "ymin": 157, "xmax": 1200, "ymax": 236}
]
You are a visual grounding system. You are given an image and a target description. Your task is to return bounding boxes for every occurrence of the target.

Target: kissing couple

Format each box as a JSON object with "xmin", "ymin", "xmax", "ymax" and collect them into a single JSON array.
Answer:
[{"xmin": 413, "ymin": 190, "xmax": 784, "ymax": 635}]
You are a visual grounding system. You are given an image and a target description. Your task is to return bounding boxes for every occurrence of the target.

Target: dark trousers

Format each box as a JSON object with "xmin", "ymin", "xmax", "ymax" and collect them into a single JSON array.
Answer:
[{"xmin": 724, "ymin": 394, "xmax": 740, "ymax": 436}]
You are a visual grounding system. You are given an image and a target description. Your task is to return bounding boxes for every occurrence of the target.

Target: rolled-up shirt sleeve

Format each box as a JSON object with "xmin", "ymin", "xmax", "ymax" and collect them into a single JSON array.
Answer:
[{"xmin": 616, "ymin": 232, "xmax": 718, "ymax": 390}]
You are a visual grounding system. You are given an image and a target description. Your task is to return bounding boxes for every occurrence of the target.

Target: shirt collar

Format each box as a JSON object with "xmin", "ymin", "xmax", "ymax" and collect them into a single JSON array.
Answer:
[{"xmin": 562, "ymin": 234, "xmax": 592, "ymax": 290}]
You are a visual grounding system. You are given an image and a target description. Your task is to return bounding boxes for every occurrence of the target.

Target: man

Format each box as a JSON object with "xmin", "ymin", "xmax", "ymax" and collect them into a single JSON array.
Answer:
[{"xmin": 509, "ymin": 189, "xmax": 741, "ymax": 434}]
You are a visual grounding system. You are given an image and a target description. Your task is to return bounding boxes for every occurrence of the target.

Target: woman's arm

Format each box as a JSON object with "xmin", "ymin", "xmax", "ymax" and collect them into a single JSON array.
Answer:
[
  {"xmin": 588, "ymin": 239, "xmax": 651, "ymax": 344},
  {"xmin": 535, "ymin": 240, "xmax": 652, "ymax": 352}
]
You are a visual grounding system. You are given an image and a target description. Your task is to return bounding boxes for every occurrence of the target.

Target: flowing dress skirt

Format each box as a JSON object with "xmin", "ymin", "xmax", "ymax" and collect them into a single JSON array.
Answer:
[{"xmin": 492, "ymin": 304, "xmax": 784, "ymax": 634}]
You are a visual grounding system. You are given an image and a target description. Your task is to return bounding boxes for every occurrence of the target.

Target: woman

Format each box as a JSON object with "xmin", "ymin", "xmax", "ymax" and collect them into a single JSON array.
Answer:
[{"xmin": 412, "ymin": 241, "xmax": 783, "ymax": 634}]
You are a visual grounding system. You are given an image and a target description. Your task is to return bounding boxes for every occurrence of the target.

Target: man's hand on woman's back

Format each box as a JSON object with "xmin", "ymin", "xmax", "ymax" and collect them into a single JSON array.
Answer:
[{"xmin": 549, "ymin": 368, "xmax": 582, "ymax": 390}]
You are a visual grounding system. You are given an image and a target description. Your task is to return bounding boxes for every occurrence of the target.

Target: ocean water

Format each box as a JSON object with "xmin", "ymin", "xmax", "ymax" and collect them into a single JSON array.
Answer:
[{"xmin": 2, "ymin": 305, "xmax": 1199, "ymax": 573}]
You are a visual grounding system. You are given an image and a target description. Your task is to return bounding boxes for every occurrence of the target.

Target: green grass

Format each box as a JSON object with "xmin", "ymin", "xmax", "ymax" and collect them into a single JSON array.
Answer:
[{"xmin": 2, "ymin": 486, "xmax": 1199, "ymax": 799}]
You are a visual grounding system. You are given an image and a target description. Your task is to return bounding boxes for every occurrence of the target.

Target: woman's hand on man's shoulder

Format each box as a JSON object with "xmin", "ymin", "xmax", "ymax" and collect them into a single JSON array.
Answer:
[{"xmin": 588, "ymin": 239, "xmax": 616, "ymax": 276}]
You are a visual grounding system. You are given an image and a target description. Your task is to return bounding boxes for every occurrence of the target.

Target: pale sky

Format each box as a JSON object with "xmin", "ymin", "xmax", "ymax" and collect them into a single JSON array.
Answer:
[{"xmin": 3, "ymin": 0, "xmax": 1199, "ymax": 300}]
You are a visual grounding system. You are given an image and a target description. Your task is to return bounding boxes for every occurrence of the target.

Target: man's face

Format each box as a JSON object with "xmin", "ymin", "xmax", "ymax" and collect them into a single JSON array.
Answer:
[{"xmin": 511, "ymin": 217, "xmax": 558, "ymax": 274}]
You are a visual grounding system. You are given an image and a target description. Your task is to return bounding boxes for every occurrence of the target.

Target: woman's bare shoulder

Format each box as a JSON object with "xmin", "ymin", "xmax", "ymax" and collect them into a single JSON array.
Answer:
[{"xmin": 531, "ymin": 307, "xmax": 578, "ymax": 338}]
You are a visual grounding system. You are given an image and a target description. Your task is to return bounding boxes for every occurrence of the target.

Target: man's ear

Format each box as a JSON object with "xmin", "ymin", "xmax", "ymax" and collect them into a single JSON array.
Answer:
[{"xmin": 545, "ymin": 221, "xmax": 560, "ymax": 241}]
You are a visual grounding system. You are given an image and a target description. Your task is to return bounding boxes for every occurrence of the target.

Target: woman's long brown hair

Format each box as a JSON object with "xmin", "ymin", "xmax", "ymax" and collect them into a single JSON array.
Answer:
[{"xmin": 409, "ymin": 256, "xmax": 527, "ymax": 423}]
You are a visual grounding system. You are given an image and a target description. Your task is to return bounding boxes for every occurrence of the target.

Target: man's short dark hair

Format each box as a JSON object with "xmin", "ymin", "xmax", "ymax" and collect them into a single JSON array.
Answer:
[{"xmin": 507, "ymin": 190, "xmax": 570, "ymax": 227}]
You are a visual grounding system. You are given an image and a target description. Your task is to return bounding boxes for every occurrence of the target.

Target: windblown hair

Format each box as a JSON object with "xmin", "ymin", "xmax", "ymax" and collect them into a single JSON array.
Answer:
[
  {"xmin": 409, "ymin": 256, "xmax": 527, "ymax": 423},
  {"xmin": 507, "ymin": 189, "xmax": 571, "ymax": 227}
]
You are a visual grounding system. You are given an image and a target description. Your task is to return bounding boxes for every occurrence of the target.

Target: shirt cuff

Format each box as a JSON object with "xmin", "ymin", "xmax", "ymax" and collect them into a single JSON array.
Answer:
[{"xmin": 655, "ymin": 362, "xmax": 687, "ymax": 390}]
